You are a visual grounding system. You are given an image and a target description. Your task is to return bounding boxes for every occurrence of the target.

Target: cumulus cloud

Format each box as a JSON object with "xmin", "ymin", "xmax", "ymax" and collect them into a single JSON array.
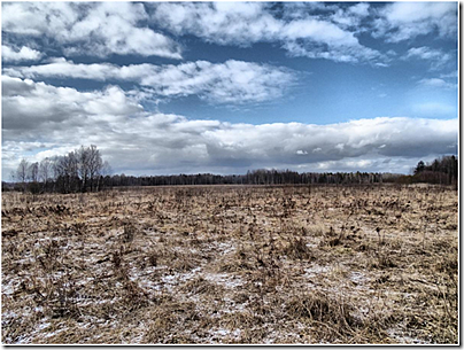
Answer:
[
  {"xmin": 348, "ymin": 3, "xmax": 370, "ymax": 17},
  {"xmin": 373, "ymin": 2, "xmax": 457, "ymax": 42},
  {"xmin": 149, "ymin": 2, "xmax": 384, "ymax": 64},
  {"xmin": 2, "ymin": 75, "xmax": 143, "ymax": 132},
  {"xmin": 331, "ymin": 3, "xmax": 371, "ymax": 29},
  {"xmin": 4, "ymin": 59, "xmax": 296, "ymax": 104},
  {"xmin": 2, "ymin": 76, "xmax": 457, "ymax": 178},
  {"xmin": 2, "ymin": 2, "xmax": 457, "ymax": 66},
  {"xmin": 403, "ymin": 47, "xmax": 454, "ymax": 71},
  {"xmin": 2, "ymin": 45, "xmax": 43, "ymax": 62},
  {"xmin": 2, "ymin": 2, "xmax": 182, "ymax": 59}
]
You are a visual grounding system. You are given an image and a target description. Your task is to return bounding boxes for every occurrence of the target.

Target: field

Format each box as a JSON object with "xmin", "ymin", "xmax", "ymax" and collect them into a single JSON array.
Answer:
[{"xmin": 1, "ymin": 184, "xmax": 458, "ymax": 344}]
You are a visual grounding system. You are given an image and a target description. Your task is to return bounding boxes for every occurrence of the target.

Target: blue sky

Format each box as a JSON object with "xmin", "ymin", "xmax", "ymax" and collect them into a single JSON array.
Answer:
[{"xmin": 2, "ymin": 2, "xmax": 458, "ymax": 178}]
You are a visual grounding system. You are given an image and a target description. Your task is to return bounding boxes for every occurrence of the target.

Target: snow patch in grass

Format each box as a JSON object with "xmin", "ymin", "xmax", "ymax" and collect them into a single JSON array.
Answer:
[{"xmin": 203, "ymin": 272, "xmax": 244, "ymax": 288}]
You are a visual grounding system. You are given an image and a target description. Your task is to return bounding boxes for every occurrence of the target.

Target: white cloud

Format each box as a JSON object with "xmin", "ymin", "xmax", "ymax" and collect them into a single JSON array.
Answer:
[
  {"xmin": 309, "ymin": 155, "xmax": 441, "ymax": 174},
  {"xmin": 2, "ymin": 45, "xmax": 43, "ymax": 62},
  {"xmin": 417, "ymin": 78, "xmax": 456, "ymax": 90},
  {"xmin": 2, "ymin": 2, "xmax": 182, "ymax": 59},
  {"xmin": 2, "ymin": 75, "xmax": 143, "ymax": 132},
  {"xmin": 374, "ymin": 2, "xmax": 457, "ymax": 42},
  {"xmin": 403, "ymin": 46, "xmax": 453, "ymax": 70},
  {"xmin": 282, "ymin": 39, "xmax": 380, "ymax": 63},
  {"xmin": 150, "ymin": 2, "xmax": 383, "ymax": 64},
  {"xmin": 151, "ymin": 2, "xmax": 279, "ymax": 45},
  {"xmin": 440, "ymin": 71, "xmax": 458, "ymax": 79},
  {"xmin": 2, "ymin": 76, "xmax": 457, "ymax": 178},
  {"xmin": 349, "ymin": 3, "xmax": 370, "ymax": 17},
  {"xmin": 331, "ymin": 3, "xmax": 370, "ymax": 29},
  {"xmin": 405, "ymin": 47, "xmax": 448, "ymax": 60},
  {"xmin": 4, "ymin": 59, "xmax": 296, "ymax": 104}
]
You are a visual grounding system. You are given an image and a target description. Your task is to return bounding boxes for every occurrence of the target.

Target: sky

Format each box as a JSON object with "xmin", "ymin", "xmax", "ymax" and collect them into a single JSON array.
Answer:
[{"xmin": 1, "ymin": 1, "xmax": 458, "ymax": 179}]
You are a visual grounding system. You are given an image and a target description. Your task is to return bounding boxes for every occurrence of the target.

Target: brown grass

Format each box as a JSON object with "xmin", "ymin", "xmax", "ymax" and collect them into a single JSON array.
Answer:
[{"xmin": 1, "ymin": 184, "xmax": 458, "ymax": 344}]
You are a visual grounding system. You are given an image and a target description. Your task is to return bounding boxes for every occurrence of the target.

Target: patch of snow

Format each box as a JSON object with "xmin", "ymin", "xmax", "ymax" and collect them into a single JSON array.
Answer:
[
  {"xmin": 387, "ymin": 328, "xmax": 430, "ymax": 344},
  {"xmin": 306, "ymin": 242, "xmax": 318, "ymax": 248},
  {"xmin": 203, "ymin": 273, "xmax": 244, "ymax": 289},
  {"xmin": 349, "ymin": 271, "xmax": 368, "ymax": 285},
  {"xmin": 215, "ymin": 242, "xmax": 236, "ymax": 256},
  {"xmin": 2, "ymin": 311, "xmax": 18, "ymax": 326},
  {"xmin": 303, "ymin": 264, "xmax": 330, "ymax": 277},
  {"xmin": 207, "ymin": 327, "xmax": 242, "ymax": 342},
  {"xmin": 212, "ymin": 328, "xmax": 229, "ymax": 336},
  {"xmin": 2, "ymin": 283, "xmax": 16, "ymax": 295},
  {"xmin": 38, "ymin": 320, "xmax": 51, "ymax": 329},
  {"xmin": 220, "ymin": 296, "xmax": 247, "ymax": 313},
  {"xmin": 43, "ymin": 327, "xmax": 68, "ymax": 339}
]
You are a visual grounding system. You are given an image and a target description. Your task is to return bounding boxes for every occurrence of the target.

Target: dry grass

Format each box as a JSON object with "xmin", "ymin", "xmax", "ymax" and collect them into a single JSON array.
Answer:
[{"xmin": 1, "ymin": 184, "xmax": 458, "ymax": 344}]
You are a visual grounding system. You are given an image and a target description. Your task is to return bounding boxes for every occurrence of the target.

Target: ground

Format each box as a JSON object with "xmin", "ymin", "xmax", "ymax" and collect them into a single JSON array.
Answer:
[{"xmin": 1, "ymin": 184, "xmax": 458, "ymax": 344}]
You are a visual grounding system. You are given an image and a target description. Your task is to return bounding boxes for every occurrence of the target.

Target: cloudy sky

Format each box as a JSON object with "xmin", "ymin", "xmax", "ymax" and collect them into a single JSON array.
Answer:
[{"xmin": 2, "ymin": 1, "xmax": 458, "ymax": 178}]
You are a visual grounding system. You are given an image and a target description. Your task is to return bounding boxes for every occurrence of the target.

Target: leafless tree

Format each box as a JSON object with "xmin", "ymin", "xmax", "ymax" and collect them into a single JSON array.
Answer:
[
  {"xmin": 29, "ymin": 162, "xmax": 39, "ymax": 183},
  {"xmin": 12, "ymin": 145, "xmax": 109, "ymax": 194},
  {"xmin": 78, "ymin": 146, "xmax": 90, "ymax": 192},
  {"xmin": 87, "ymin": 145, "xmax": 103, "ymax": 191},
  {"xmin": 39, "ymin": 157, "xmax": 52, "ymax": 184},
  {"xmin": 16, "ymin": 158, "xmax": 29, "ymax": 192}
]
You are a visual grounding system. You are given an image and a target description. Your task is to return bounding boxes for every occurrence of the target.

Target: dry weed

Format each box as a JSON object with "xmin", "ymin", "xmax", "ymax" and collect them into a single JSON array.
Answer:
[{"xmin": 2, "ymin": 184, "xmax": 458, "ymax": 344}]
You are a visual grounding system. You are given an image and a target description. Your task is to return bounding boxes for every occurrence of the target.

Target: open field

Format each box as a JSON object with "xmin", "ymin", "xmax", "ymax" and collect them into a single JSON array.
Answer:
[{"xmin": 1, "ymin": 184, "xmax": 458, "ymax": 344}]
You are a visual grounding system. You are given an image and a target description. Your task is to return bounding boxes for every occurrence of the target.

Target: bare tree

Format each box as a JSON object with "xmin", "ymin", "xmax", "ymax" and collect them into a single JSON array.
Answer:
[
  {"xmin": 66, "ymin": 151, "xmax": 79, "ymax": 193},
  {"xmin": 53, "ymin": 152, "xmax": 79, "ymax": 193},
  {"xmin": 87, "ymin": 145, "xmax": 103, "ymax": 191},
  {"xmin": 29, "ymin": 162, "xmax": 39, "ymax": 183},
  {"xmin": 13, "ymin": 145, "xmax": 110, "ymax": 194},
  {"xmin": 16, "ymin": 158, "xmax": 29, "ymax": 192},
  {"xmin": 77, "ymin": 146, "xmax": 90, "ymax": 192},
  {"xmin": 51, "ymin": 156, "xmax": 66, "ymax": 192},
  {"xmin": 39, "ymin": 158, "xmax": 52, "ymax": 184}
]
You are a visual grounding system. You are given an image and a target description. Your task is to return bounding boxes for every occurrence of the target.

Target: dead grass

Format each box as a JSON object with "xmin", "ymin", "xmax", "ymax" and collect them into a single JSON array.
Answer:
[{"xmin": 1, "ymin": 184, "xmax": 458, "ymax": 344}]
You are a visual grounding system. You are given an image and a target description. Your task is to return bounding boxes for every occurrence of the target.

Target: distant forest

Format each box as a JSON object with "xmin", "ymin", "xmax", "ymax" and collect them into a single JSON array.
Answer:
[{"xmin": 3, "ymin": 145, "xmax": 458, "ymax": 193}]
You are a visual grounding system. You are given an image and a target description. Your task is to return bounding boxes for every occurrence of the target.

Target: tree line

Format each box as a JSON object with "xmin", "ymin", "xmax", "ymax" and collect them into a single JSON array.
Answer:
[
  {"xmin": 3, "ymin": 147, "xmax": 458, "ymax": 193},
  {"xmin": 107, "ymin": 169, "xmax": 388, "ymax": 187},
  {"xmin": 408, "ymin": 155, "xmax": 458, "ymax": 186},
  {"xmin": 10, "ymin": 145, "xmax": 110, "ymax": 194}
]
